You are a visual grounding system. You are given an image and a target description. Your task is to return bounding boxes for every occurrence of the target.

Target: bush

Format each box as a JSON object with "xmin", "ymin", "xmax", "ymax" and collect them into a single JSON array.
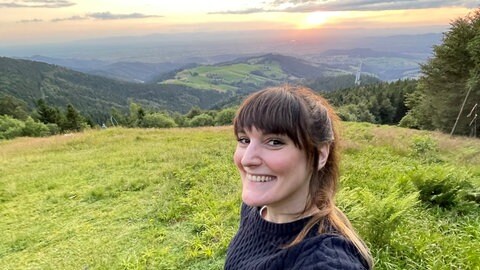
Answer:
[
  {"xmin": 22, "ymin": 117, "xmax": 51, "ymax": 137},
  {"xmin": 339, "ymin": 186, "xmax": 418, "ymax": 248},
  {"xmin": 409, "ymin": 166, "xmax": 477, "ymax": 210},
  {"xmin": 214, "ymin": 108, "xmax": 236, "ymax": 126},
  {"xmin": 46, "ymin": 123, "xmax": 61, "ymax": 135},
  {"xmin": 409, "ymin": 135, "xmax": 440, "ymax": 163},
  {"xmin": 336, "ymin": 104, "xmax": 376, "ymax": 123},
  {"xmin": 141, "ymin": 113, "xmax": 177, "ymax": 128},
  {"xmin": 0, "ymin": 115, "xmax": 25, "ymax": 139},
  {"xmin": 398, "ymin": 113, "xmax": 419, "ymax": 129},
  {"xmin": 188, "ymin": 114, "xmax": 214, "ymax": 127}
]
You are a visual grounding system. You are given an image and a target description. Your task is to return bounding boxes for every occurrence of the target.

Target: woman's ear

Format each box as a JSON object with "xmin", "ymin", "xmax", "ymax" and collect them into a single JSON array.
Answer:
[{"xmin": 317, "ymin": 144, "xmax": 330, "ymax": 170}]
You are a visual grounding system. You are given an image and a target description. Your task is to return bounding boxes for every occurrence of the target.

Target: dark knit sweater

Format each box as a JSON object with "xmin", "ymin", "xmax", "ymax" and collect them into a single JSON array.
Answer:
[{"xmin": 225, "ymin": 203, "xmax": 368, "ymax": 270}]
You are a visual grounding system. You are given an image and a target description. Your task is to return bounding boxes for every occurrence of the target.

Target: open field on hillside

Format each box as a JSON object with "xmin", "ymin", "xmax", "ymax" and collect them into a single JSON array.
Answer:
[
  {"xmin": 161, "ymin": 62, "xmax": 288, "ymax": 92},
  {"xmin": 1, "ymin": 123, "xmax": 479, "ymax": 269}
]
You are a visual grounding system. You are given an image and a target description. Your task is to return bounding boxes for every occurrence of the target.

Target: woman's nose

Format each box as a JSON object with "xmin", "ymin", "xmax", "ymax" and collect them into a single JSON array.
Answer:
[{"xmin": 241, "ymin": 142, "xmax": 262, "ymax": 167}]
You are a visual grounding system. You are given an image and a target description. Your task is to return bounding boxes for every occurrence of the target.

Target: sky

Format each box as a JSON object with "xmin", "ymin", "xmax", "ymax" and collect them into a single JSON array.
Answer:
[{"xmin": 1, "ymin": 0, "xmax": 479, "ymax": 46}]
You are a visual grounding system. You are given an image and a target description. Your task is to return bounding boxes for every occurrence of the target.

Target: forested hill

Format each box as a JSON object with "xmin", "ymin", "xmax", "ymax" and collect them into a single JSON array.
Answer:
[
  {"xmin": 154, "ymin": 53, "xmax": 374, "ymax": 93},
  {"xmin": 222, "ymin": 53, "xmax": 334, "ymax": 79},
  {"xmin": 0, "ymin": 57, "xmax": 229, "ymax": 120}
]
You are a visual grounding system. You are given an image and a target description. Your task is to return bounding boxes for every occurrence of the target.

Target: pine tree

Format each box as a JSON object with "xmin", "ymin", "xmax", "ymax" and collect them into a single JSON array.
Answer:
[
  {"xmin": 412, "ymin": 9, "xmax": 480, "ymax": 136},
  {"xmin": 36, "ymin": 99, "xmax": 63, "ymax": 126},
  {"xmin": 64, "ymin": 104, "xmax": 84, "ymax": 132}
]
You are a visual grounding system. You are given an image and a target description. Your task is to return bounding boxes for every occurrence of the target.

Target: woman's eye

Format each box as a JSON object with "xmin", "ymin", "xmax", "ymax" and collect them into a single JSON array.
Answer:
[
  {"xmin": 266, "ymin": 139, "xmax": 284, "ymax": 146},
  {"xmin": 237, "ymin": 137, "xmax": 250, "ymax": 144}
]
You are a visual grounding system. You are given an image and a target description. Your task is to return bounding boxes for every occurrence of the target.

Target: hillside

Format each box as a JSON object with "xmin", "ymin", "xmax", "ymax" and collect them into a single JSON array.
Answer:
[
  {"xmin": 0, "ymin": 57, "xmax": 229, "ymax": 121},
  {"xmin": 307, "ymin": 48, "xmax": 426, "ymax": 81},
  {"xmin": 157, "ymin": 54, "xmax": 346, "ymax": 92},
  {"xmin": 0, "ymin": 123, "xmax": 478, "ymax": 269},
  {"xmin": 22, "ymin": 56, "xmax": 187, "ymax": 83}
]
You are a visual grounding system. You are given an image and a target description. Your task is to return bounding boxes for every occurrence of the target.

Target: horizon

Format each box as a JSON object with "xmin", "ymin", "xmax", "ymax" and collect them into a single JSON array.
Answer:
[{"xmin": 1, "ymin": 0, "xmax": 478, "ymax": 48}]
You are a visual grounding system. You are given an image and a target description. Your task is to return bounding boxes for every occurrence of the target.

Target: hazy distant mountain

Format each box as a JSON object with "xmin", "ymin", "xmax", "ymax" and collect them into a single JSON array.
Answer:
[
  {"xmin": 2, "ymin": 30, "xmax": 443, "ymax": 63},
  {"xmin": 22, "ymin": 55, "xmax": 109, "ymax": 72},
  {"xmin": 21, "ymin": 55, "xmax": 187, "ymax": 83},
  {"xmin": 306, "ymin": 47, "xmax": 426, "ymax": 81},
  {"xmin": 320, "ymin": 48, "xmax": 417, "ymax": 59},
  {"xmin": 0, "ymin": 57, "xmax": 228, "ymax": 121},
  {"xmin": 87, "ymin": 62, "xmax": 187, "ymax": 83}
]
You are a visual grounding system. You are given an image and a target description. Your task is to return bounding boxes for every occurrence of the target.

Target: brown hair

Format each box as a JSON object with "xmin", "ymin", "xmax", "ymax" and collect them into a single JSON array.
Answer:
[{"xmin": 233, "ymin": 85, "xmax": 373, "ymax": 269}]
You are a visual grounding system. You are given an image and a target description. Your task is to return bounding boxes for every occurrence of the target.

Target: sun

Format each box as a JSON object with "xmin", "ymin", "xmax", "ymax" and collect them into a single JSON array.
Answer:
[{"xmin": 300, "ymin": 11, "xmax": 335, "ymax": 28}]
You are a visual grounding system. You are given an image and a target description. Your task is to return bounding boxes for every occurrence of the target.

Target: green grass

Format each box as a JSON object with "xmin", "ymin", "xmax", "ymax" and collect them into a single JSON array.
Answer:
[
  {"xmin": 1, "ymin": 123, "xmax": 479, "ymax": 269},
  {"xmin": 161, "ymin": 62, "xmax": 287, "ymax": 92}
]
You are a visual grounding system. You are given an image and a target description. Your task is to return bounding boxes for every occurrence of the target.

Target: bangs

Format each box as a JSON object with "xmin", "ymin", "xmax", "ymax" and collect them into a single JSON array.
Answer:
[{"xmin": 234, "ymin": 88, "xmax": 308, "ymax": 148}]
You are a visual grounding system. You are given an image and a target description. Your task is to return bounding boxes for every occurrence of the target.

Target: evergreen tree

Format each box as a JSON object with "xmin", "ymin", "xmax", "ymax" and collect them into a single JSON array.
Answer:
[
  {"xmin": 409, "ymin": 9, "xmax": 480, "ymax": 136},
  {"xmin": 36, "ymin": 99, "xmax": 63, "ymax": 126},
  {"xmin": 63, "ymin": 104, "xmax": 84, "ymax": 132},
  {"xmin": 326, "ymin": 79, "xmax": 416, "ymax": 125},
  {"xmin": 127, "ymin": 102, "xmax": 145, "ymax": 127}
]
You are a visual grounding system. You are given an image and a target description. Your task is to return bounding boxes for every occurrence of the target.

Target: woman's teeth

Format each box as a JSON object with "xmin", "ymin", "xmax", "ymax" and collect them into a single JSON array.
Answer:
[{"xmin": 247, "ymin": 174, "xmax": 275, "ymax": 182}]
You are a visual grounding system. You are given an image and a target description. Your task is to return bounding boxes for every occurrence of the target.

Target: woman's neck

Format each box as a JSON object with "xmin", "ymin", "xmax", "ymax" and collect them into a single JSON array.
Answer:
[{"xmin": 261, "ymin": 205, "xmax": 319, "ymax": 223}]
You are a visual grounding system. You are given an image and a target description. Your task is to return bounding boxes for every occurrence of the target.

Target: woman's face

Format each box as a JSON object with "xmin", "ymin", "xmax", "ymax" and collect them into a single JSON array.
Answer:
[{"xmin": 234, "ymin": 126, "xmax": 311, "ymax": 211}]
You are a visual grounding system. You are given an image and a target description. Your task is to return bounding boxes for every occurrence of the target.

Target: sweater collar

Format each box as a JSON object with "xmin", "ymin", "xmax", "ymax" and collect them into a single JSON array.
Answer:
[{"xmin": 251, "ymin": 206, "xmax": 313, "ymax": 236}]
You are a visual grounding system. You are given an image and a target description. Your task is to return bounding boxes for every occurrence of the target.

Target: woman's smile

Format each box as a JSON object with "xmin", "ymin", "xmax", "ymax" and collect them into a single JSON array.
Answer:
[{"xmin": 246, "ymin": 173, "xmax": 276, "ymax": 182}]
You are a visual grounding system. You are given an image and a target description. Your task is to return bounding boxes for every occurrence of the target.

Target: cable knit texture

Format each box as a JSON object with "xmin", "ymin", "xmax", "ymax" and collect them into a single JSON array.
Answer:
[{"xmin": 225, "ymin": 203, "xmax": 368, "ymax": 270}]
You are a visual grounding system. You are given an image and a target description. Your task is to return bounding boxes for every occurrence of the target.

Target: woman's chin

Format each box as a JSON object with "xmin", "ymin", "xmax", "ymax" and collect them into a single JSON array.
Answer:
[{"xmin": 242, "ymin": 193, "xmax": 267, "ymax": 207}]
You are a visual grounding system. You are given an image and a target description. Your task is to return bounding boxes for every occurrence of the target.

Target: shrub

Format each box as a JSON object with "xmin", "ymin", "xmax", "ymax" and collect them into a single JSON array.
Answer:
[
  {"xmin": 398, "ymin": 113, "xmax": 419, "ymax": 129},
  {"xmin": 0, "ymin": 115, "xmax": 25, "ymax": 139},
  {"xmin": 409, "ymin": 135, "xmax": 440, "ymax": 163},
  {"xmin": 214, "ymin": 108, "xmax": 236, "ymax": 126},
  {"xmin": 336, "ymin": 104, "xmax": 376, "ymax": 123},
  {"xmin": 188, "ymin": 114, "xmax": 214, "ymax": 127},
  {"xmin": 46, "ymin": 123, "xmax": 61, "ymax": 135},
  {"xmin": 22, "ymin": 117, "xmax": 50, "ymax": 137},
  {"xmin": 339, "ymin": 187, "xmax": 418, "ymax": 248},
  {"xmin": 409, "ymin": 166, "xmax": 477, "ymax": 210},
  {"xmin": 141, "ymin": 113, "xmax": 177, "ymax": 128}
]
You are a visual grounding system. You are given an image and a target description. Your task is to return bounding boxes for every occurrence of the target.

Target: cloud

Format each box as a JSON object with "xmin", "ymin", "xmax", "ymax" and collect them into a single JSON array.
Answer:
[
  {"xmin": 17, "ymin": 18, "xmax": 43, "ymax": 23},
  {"xmin": 211, "ymin": 0, "xmax": 479, "ymax": 14},
  {"xmin": 51, "ymin": 15, "xmax": 87, "ymax": 22},
  {"xmin": 88, "ymin": 12, "xmax": 163, "ymax": 20},
  {"xmin": 0, "ymin": 0, "xmax": 75, "ymax": 8},
  {"xmin": 209, "ymin": 8, "xmax": 269, "ymax": 15},
  {"xmin": 46, "ymin": 12, "xmax": 163, "ymax": 22}
]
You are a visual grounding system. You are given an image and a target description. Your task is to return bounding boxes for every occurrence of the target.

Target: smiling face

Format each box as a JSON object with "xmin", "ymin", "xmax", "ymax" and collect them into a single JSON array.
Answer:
[{"xmin": 234, "ymin": 127, "xmax": 312, "ymax": 212}]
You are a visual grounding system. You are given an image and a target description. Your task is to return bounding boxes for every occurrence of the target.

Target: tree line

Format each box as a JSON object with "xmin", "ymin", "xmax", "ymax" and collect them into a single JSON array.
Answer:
[{"xmin": 0, "ymin": 95, "xmax": 237, "ymax": 140}]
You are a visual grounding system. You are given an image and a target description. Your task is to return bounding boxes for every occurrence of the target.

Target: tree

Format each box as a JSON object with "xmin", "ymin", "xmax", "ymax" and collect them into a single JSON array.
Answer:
[
  {"xmin": 63, "ymin": 104, "xmax": 84, "ymax": 132},
  {"xmin": 185, "ymin": 106, "xmax": 202, "ymax": 119},
  {"xmin": 36, "ymin": 99, "xmax": 63, "ymax": 126},
  {"xmin": 407, "ymin": 9, "xmax": 480, "ymax": 136},
  {"xmin": 127, "ymin": 102, "xmax": 145, "ymax": 127},
  {"xmin": 0, "ymin": 95, "xmax": 29, "ymax": 120}
]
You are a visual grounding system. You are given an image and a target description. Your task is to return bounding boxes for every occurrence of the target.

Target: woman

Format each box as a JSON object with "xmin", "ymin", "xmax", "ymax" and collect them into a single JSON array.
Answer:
[{"xmin": 225, "ymin": 85, "xmax": 373, "ymax": 270}]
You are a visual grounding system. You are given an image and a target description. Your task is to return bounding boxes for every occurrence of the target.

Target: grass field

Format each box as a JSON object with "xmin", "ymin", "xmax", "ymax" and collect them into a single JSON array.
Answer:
[
  {"xmin": 161, "ymin": 62, "xmax": 288, "ymax": 92},
  {"xmin": 1, "ymin": 123, "xmax": 479, "ymax": 269}
]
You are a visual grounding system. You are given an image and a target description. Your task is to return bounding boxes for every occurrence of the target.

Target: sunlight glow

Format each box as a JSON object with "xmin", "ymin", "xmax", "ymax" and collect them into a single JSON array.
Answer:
[{"xmin": 300, "ymin": 12, "xmax": 337, "ymax": 28}]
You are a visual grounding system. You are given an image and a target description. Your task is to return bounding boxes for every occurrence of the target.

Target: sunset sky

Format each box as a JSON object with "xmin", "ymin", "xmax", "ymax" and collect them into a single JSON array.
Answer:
[{"xmin": 1, "ymin": 0, "xmax": 478, "ymax": 46}]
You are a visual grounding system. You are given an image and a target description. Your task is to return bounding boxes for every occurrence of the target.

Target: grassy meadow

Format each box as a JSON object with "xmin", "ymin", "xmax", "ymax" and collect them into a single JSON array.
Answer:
[
  {"xmin": 0, "ymin": 123, "xmax": 479, "ymax": 269},
  {"xmin": 161, "ymin": 62, "xmax": 287, "ymax": 92}
]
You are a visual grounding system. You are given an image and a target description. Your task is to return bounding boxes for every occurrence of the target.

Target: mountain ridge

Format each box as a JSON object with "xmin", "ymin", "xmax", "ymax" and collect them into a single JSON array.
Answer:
[{"xmin": 0, "ymin": 57, "xmax": 229, "ymax": 121}]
